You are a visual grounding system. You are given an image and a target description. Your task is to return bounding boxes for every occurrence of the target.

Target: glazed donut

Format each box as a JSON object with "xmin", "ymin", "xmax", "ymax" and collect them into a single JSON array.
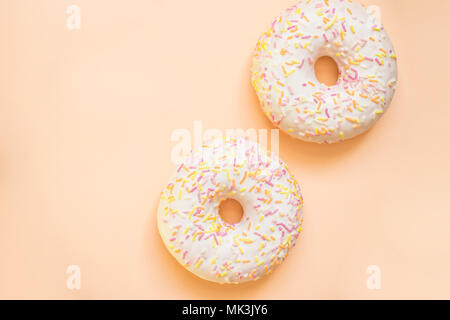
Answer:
[
  {"xmin": 157, "ymin": 138, "xmax": 303, "ymax": 284},
  {"xmin": 252, "ymin": 0, "xmax": 398, "ymax": 143}
]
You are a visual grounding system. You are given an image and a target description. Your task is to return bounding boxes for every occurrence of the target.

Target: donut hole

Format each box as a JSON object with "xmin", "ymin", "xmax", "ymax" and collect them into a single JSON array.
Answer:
[
  {"xmin": 314, "ymin": 56, "xmax": 339, "ymax": 86},
  {"xmin": 219, "ymin": 198, "xmax": 244, "ymax": 224}
]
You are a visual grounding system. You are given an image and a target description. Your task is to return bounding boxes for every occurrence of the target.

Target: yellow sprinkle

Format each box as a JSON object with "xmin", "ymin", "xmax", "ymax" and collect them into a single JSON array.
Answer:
[
  {"xmin": 188, "ymin": 207, "xmax": 196, "ymax": 219},
  {"xmin": 195, "ymin": 259, "xmax": 203, "ymax": 268},
  {"xmin": 210, "ymin": 258, "xmax": 216, "ymax": 265},
  {"xmin": 350, "ymin": 25, "xmax": 355, "ymax": 34},
  {"xmin": 184, "ymin": 227, "xmax": 189, "ymax": 234},
  {"xmin": 325, "ymin": 15, "xmax": 338, "ymax": 30},
  {"xmin": 345, "ymin": 117, "xmax": 360, "ymax": 124},
  {"xmin": 283, "ymin": 235, "xmax": 292, "ymax": 246}
]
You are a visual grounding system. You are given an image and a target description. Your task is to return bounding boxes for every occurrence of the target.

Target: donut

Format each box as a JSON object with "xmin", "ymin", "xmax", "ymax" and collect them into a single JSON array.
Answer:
[
  {"xmin": 157, "ymin": 138, "xmax": 303, "ymax": 283},
  {"xmin": 251, "ymin": 0, "xmax": 398, "ymax": 143}
]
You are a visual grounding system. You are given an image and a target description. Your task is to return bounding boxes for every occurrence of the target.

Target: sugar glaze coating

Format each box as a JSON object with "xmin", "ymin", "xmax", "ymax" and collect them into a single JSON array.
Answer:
[
  {"xmin": 252, "ymin": 0, "xmax": 398, "ymax": 143},
  {"xmin": 157, "ymin": 138, "xmax": 303, "ymax": 283}
]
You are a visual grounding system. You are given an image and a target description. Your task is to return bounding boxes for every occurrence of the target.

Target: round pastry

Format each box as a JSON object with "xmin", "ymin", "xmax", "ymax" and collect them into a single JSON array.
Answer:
[
  {"xmin": 251, "ymin": 0, "xmax": 398, "ymax": 143},
  {"xmin": 157, "ymin": 138, "xmax": 303, "ymax": 284}
]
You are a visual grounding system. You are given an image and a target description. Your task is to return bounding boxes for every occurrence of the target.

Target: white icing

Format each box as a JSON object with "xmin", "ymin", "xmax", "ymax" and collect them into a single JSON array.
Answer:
[
  {"xmin": 157, "ymin": 138, "xmax": 303, "ymax": 283},
  {"xmin": 252, "ymin": 0, "xmax": 398, "ymax": 143}
]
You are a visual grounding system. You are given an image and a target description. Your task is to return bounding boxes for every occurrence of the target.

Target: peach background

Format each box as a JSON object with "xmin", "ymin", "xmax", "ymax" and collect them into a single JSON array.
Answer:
[{"xmin": 1, "ymin": 0, "xmax": 450, "ymax": 299}]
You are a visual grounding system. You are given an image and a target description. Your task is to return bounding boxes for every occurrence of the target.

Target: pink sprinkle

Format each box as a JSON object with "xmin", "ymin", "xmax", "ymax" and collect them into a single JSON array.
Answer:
[
  {"xmin": 265, "ymin": 209, "xmax": 278, "ymax": 217},
  {"xmin": 271, "ymin": 71, "xmax": 280, "ymax": 81},
  {"xmin": 287, "ymin": 86, "xmax": 294, "ymax": 95},
  {"xmin": 254, "ymin": 232, "xmax": 267, "ymax": 241},
  {"xmin": 212, "ymin": 234, "xmax": 219, "ymax": 245},
  {"xmin": 298, "ymin": 59, "xmax": 305, "ymax": 69},
  {"xmin": 276, "ymin": 223, "xmax": 296, "ymax": 233},
  {"xmin": 265, "ymin": 180, "xmax": 274, "ymax": 187},
  {"xmin": 204, "ymin": 234, "xmax": 212, "ymax": 241}
]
